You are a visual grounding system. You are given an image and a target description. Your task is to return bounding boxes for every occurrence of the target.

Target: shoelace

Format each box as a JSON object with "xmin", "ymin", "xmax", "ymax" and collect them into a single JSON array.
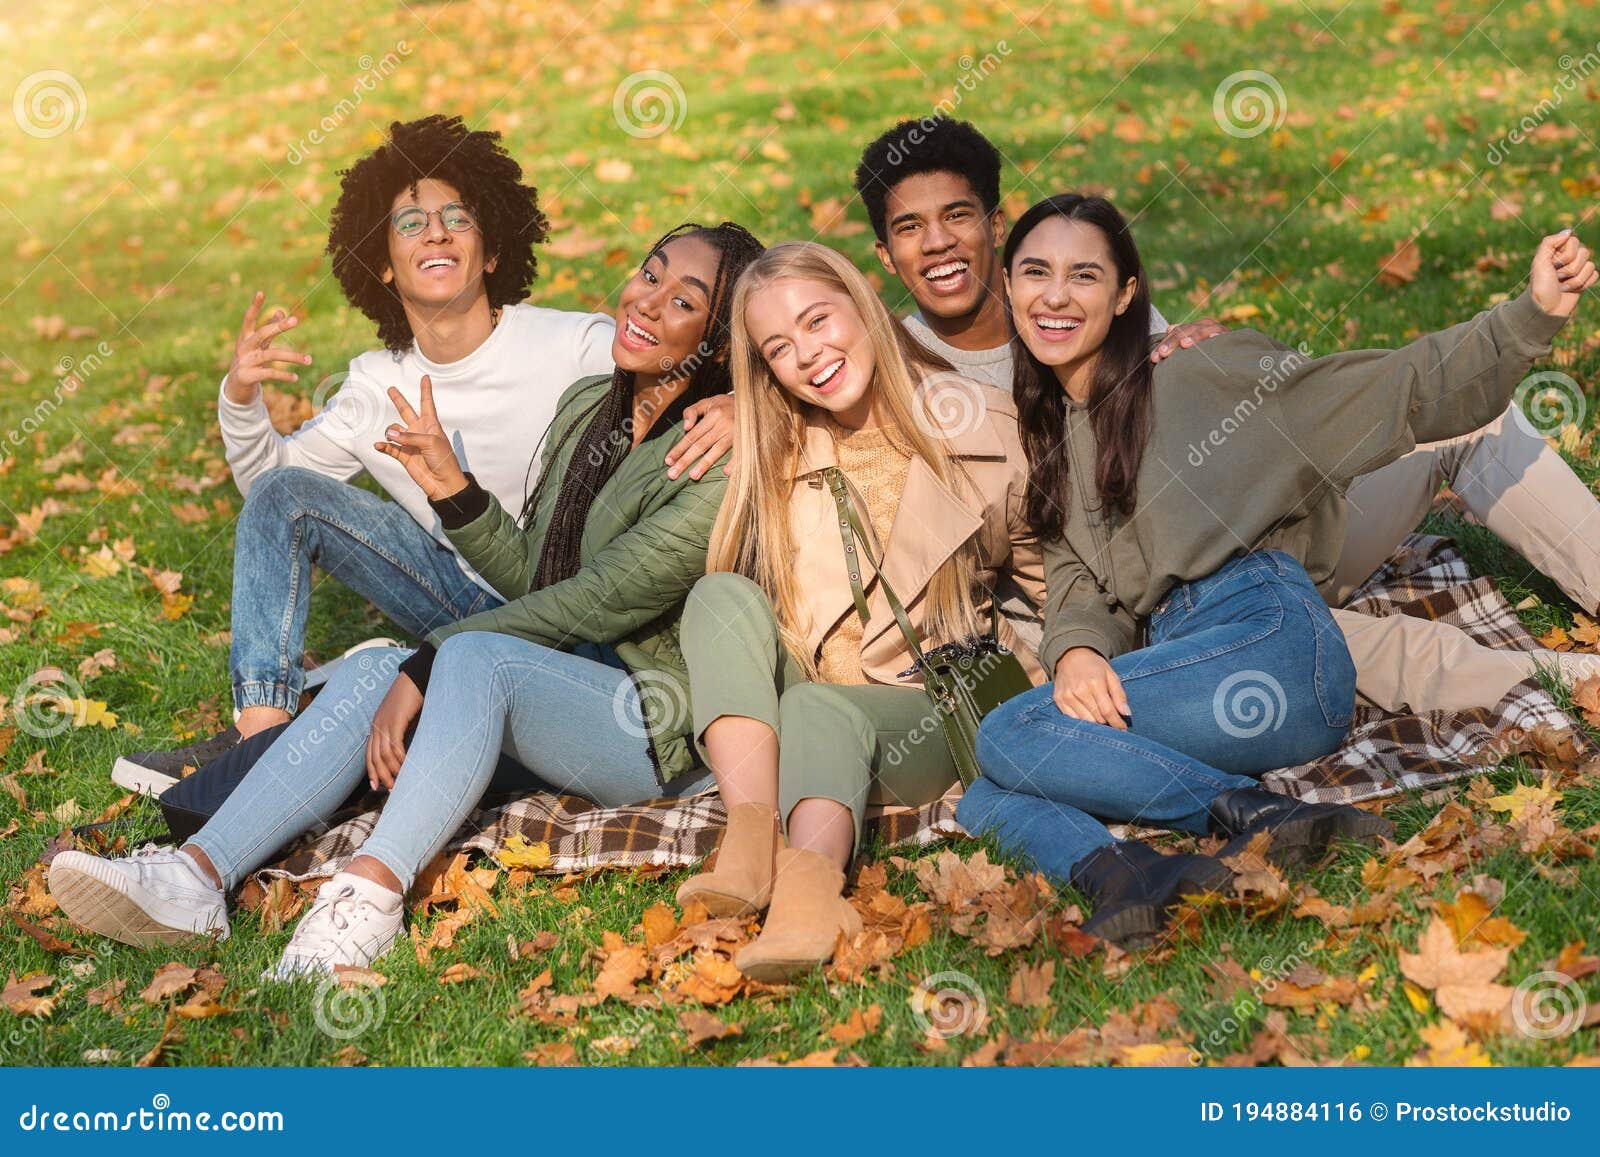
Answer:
[{"xmin": 304, "ymin": 885, "xmax": 362, "ymax": 935}]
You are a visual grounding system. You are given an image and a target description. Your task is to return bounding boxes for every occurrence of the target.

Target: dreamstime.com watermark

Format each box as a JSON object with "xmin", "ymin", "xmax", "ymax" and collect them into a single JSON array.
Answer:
[
  {"xmin": 16, "ymin": 1094, "xmax": 283, "ymax": 1133},
  {"xmin": 1486, "ymin": 40, "xmax": 1600, "ymax": 165},
  {"xmin": 878, "ymin": 42, "xmax": 1012, "ymax": 166},
  {"xmin": 282, "ymin": 650, "xmax": 402, "ymax": 767},
  {"xmin": 287, "ymin": 42, "xmax": 412, "ymax": 165},
  {"xmin": 1186, "ymin": 342, "xmax": 1313, "ymax": 468},
  {"xmin": 0, "ymin": 342, "xmax": 113, "ymax": 468},
  {"xmin": 1190, "ymin": 937, "xmax": 1322, "ymax": 1064}
]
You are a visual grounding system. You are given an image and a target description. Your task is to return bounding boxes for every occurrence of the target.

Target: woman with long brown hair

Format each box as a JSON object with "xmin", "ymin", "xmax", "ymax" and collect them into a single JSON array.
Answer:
[{"xmin": 962, "ymin": 193, "xmax": 1592, "ymax": 947}]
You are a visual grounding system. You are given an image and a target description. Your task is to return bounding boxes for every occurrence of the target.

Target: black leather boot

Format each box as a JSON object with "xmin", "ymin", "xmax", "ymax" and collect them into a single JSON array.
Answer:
[
  {"xmin": 1069, "ymin": 842, "xmax": 1233, "ymax": 949},
  {"xmin": 1209, "ymin": 787, "xmax": 1392, "ymax": 869}
]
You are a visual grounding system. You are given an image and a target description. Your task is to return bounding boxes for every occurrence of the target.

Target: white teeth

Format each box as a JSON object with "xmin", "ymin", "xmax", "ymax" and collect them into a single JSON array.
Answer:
[
  {"xmin": 420, "ymin": 257, "xmax": 456, "ymax": 270},
  {"xmin": 927, "ymin": 261, "xmax": 968, "ymax": 280},
  {"xmin": 1037, "ymin": 317, "xmax": 1082, "ymax": 330},
  {"xmin": 626, "ymin": 317, "xmax": 659, "ymax": 345},
  {"xmin": 811, "ymin": 358, "xmax": 844, "ymax": 387}
]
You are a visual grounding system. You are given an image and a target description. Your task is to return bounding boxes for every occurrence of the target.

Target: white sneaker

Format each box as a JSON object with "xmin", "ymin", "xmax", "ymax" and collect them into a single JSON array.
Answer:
[
  {"xmin": 48, "ymin": 844, "xmax": 229, "ymax": 947},
  {"xmin": 267, "ymin": 872, "xmax": 403, "ymax": 981},
  {"xmin": 301, "ymin": 637, "xmax": 405, "ymax": 696}
]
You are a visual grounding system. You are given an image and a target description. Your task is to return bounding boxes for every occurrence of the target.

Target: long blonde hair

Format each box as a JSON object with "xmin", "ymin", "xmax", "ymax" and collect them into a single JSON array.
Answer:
[{"xmin": 710, "ymin": 241, "xmax": 980, "ymax": 677}]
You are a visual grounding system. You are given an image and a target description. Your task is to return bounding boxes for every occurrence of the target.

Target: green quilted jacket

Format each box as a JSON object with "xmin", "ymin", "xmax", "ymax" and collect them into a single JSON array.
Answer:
[{"xmin": 426, "ymin": 374, "xmax": 729, "ymax": 783}]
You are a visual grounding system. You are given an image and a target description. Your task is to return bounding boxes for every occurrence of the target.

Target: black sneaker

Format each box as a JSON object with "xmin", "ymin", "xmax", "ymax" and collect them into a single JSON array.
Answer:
[{"xmin": 110, "ymin": 726, "xmax": 242, "ymax": 798}]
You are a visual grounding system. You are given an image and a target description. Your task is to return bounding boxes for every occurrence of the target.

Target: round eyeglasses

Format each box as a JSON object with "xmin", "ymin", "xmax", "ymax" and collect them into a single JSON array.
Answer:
[{"xmin": 390, "ymin": 202, "xmax": 478, "ymax": 239}]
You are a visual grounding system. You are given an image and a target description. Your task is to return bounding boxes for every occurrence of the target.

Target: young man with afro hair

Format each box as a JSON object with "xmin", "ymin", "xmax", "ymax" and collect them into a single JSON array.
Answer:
[{"xmin": 113, "ymin": 116, "xmax": 735, "ymax": 788}]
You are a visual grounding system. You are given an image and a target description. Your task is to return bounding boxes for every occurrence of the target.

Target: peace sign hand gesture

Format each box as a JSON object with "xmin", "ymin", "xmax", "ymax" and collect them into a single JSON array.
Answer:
[
  {"xmin": 222, "ymin": 291, "xmax": 314, "ymax": 405},
  {"xmin": 373, "ymin": 375, "xmax": 470, "ymax": 501}
]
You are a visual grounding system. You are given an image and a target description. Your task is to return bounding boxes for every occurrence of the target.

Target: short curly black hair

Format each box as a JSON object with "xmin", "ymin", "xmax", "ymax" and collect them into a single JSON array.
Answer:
[
  {"xmin": 326, "ymin": 115, "xmax": 548, "ymax": 351},
  {"xmin": 853, "ymin": 117, "xmax": 1003, "ymax": 243}
]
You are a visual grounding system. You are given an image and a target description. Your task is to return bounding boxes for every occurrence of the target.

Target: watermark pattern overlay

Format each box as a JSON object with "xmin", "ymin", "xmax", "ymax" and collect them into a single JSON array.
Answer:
[
  {"xmin": 1, "ymin": 342, "xmax": 111, "ymax": 466},
  {"xmin": 908, "ymin": 969, "xmax": 989, "ymax": 1039},
  {"xmin": 611, "ymin": 668, "xmax": 691, "ymax": 741},
  {"xmin": 612, "ymin": 70, "xmax": 687, "ymax": 139},
  {"xmin": 312, "ymin": 975, "xmax": 387, "ymax": 1041},
  {"xmin": 1485, "ymin": 39, "xmax": 1600, "ymax": 164},
  {"xmin": 12, "ymin": 70, "xmax": 87, "ymax": 138},
  {"xmin": 1510, "ymin": 971, "xmax": 1588, "ymax": 1040},
  {"xmin": 10, "ymin": 668, "xmax": 90, "ymax": 739},
  {"xmin": 1212, "ymin": 69, "xmax": 1287, "ymax": 139},
  {"xmin": 912, "ymin": 371, "xmax": 991, "ymax": 440},
  {"xmin": 1513, "ymin": 369, "xmax": 1587, "ymax": 436},
  {"xmin": 286, "ymin": 43, "xmax": 411, "ymax": 165},
  {"xmin": 1212, "ymin": 669, "xmax": 1287, "ymax": 739}
]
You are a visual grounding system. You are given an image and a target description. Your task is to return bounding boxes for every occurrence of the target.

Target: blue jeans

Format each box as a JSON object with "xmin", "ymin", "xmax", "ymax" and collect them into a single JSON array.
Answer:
[
  {"xmin": 189, "ymin": 635, "xmax": 714, "ymax": 893},
  {"xmin": 230, "ymin": 466, "xmax": 504, "ymax": 714},
  {"xmin": 957, "ymin": 550, "xmax": 1356, "ymax": 883}
]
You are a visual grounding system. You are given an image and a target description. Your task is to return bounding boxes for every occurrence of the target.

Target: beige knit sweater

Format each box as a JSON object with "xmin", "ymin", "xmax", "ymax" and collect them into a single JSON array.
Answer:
[{"xmin": 815, "ymin": 420, "xmax": 913, "ymax": 684}]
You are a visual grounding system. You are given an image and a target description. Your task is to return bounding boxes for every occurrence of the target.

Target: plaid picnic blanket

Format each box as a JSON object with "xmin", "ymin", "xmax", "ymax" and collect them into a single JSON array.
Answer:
[{"xmin": 257, "ymin": 534, "xmax": 1582, "ymax": 883}]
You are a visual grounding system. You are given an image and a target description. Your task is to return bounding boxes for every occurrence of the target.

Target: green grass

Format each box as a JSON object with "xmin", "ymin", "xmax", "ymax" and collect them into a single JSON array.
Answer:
[{"xmin": 4, "ymin": 0, "xmax": 1600, "ymax": 1066}]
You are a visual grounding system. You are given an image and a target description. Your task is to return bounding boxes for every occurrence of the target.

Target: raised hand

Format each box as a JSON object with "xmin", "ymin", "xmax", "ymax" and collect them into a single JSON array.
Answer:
[
  {"xmin": 1151, "ymin": 317, "xmax": 1228, "ymax": 363},
  {"xmin": 373, "ymin": 375, "xmax": 469, "ymax": 501},
  {"xmin": 1530, "ymin": 228, "xmax": 1596, "ymax": 319},
  {"xmin": 223, "ymin": 291, "xmax": 314, "ymax": 405}
]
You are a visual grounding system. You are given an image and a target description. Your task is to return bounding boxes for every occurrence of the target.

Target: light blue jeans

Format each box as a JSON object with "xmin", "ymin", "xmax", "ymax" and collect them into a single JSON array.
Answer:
[
  {"xmin": 189, "ymin": 635, "xmax": 714, "ymax": 893},
  {"xmin": 230, "ymin": 466, "xmax": 504, "ymax": 715},
  {"xmin": 957, "ymin": 550, "xmax": 1356, "ymax": 882}
]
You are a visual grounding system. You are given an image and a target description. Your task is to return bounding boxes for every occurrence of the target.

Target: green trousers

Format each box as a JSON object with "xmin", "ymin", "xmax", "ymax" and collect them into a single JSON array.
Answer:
[{"xmin": 681, "ymin": 572, "xmax": 957, "ymax": 852}]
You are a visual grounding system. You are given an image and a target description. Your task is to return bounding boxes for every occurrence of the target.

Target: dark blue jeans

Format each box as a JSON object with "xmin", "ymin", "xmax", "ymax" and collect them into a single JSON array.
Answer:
[
  {"xmin": 229, "ymin": 467, "xmax": 504, "ymax": 715},
  {"xmin": 957, "ymin": 550, "xmax": 1356, "ymax": 882}
]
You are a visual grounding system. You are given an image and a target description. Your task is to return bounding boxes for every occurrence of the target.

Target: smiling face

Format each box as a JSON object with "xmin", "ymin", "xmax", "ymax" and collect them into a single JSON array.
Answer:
[
  {"xmin": 1005, "ymin": 215, "xmax": 1137, "ymax": 394},
  {"xmin": 745, "ymin": 276, "xmax": 879, "ymax": 428},
  {"xmin": 875, "ymin": 171, "xmax": 1005, "ymax": 323},
  {"xmin": 611, "ymin": 234, "xmax": 721, "ymax": 379},
  {"xmin": 381, "ymin": 178, "xmax": 497, "ymax": 312}
]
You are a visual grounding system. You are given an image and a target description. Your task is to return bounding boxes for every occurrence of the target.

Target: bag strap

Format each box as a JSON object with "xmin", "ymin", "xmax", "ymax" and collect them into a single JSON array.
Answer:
[
  {"xmin": 824, "ymin": 467, "xmax": 933, "ymax": 670},
  {"xmin": 824, "ymin": 466, "xmax": 1004, "ymax": 667}
]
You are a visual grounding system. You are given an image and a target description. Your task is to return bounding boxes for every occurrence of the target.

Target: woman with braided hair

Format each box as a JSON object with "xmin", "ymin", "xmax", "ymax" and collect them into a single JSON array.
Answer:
[{"xmin": 50, "ymin": 222, "xmax": 767, "ymax": 979}]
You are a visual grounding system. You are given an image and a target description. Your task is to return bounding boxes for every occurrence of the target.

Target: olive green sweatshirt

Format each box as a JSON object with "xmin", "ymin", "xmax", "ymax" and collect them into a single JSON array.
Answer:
[{"xmin": 1039, "ymin": 289, "xmax": 1569, "ymax": 674}]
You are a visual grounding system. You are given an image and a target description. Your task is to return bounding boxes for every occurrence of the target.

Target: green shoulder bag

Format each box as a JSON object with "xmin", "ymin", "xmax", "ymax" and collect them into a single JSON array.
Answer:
[{"xmin": 824, "ymin": 467, "xmax": 1034, "ymax": 787}]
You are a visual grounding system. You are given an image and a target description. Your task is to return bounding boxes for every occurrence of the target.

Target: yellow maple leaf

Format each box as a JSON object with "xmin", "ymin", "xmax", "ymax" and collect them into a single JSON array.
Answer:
[
  {"xmin": 1486, "ymin": 779, "xmax": 1563, "ymax": 821},
  {"xmin": 497, "ymin": 835, "xmax": 552, "ymax": 870},
  {"xmin": 1408, "ymin": 1020, "xmax": 1493, "ymax": 1066},
  {"xmin": 80, "ymin": 547, "xmax": 122, "ymax": 578}
]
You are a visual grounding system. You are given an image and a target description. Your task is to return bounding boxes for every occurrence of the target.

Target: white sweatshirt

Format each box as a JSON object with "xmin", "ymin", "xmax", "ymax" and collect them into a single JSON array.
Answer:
[
  {"xmin": 901, "ymin": 302, "xmax": 1170, "ymax": 391},
  {"xmin": 217, "ymin": 304, "xmax": 616, "ymax": 594}
]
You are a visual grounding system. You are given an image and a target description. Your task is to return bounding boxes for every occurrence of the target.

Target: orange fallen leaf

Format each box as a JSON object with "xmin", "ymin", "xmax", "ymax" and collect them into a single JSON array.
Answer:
[
  {"xmin": 1377, "ymin": 237, "xmax": 1422, "ymax": 286},
  {"xmin": 827, "ymin": 1003, "xmax": 883, "ymax": 1045}
]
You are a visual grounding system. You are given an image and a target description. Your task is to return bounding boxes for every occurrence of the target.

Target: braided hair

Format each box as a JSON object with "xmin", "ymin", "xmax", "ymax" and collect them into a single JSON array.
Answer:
[{"xmin": 520, "ymin": 222, "xmax": 765, "ymax": 589}]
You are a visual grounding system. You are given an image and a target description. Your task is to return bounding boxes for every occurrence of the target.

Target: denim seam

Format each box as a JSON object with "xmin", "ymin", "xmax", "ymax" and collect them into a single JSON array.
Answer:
[
  {"xmin": 1118, "ymin": 590, "xmax": 1284, "ymax": 682},
  {"xmin": 1012, "ymin": 702, "xmax": 1246, "ymax": 795},
  {"xmin": 285, "ymin": 504, "xmax": 466, "ymax": 617},
  {"xmin": 1301, "ymin": 595, "xmax": 1355, "ymax": 729}
]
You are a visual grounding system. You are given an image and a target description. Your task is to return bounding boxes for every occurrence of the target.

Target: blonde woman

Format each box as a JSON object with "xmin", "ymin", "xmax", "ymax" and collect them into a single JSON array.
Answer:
[{"xmin": 675, "ymin": 241, "xmax": 1046, "ymax": 980}]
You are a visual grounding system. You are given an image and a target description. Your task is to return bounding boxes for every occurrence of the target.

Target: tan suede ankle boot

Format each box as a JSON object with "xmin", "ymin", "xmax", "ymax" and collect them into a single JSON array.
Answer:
[
  {"xmin": 675, "ymin": 802, "xmax": 780, "ymax": 917},
  {"xmin": 734, "ymin": 847, "xmax": 862, "ymax": 983}
]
